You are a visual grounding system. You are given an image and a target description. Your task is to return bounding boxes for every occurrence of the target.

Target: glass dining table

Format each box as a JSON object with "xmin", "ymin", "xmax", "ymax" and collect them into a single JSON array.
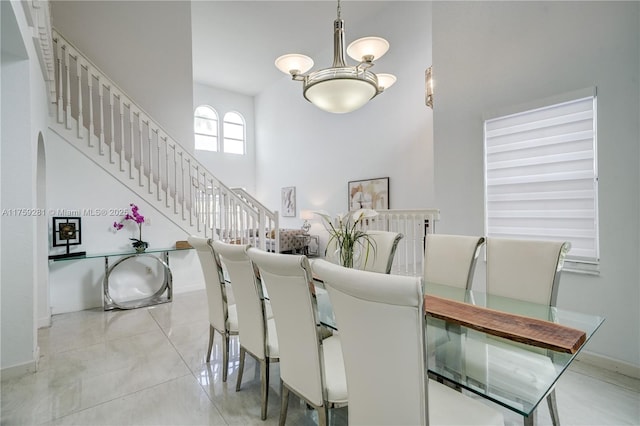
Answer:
[{"xmin": 312, "ymin": 280, "xmax": 604, "ymax": 426}]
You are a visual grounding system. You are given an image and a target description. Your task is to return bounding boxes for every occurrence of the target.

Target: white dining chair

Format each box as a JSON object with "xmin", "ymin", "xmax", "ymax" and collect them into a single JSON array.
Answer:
[
  {"xmin": 424, "ymin": 234, "xmax": 485, "ymax": 290},
  {"xmin": 211, "ymin": 241, "xmax": 279, "ymax": 421},
  {"xmin": 312, "ymin": 259, "xmax": 504, "ymax": 426},
  {"xmin": 482, "ymin": 237, "xmax": 571, "ymax": 426},
  {"xmin": 361, "ymin": 230, "xmax": 403, "ymax": 274},
  {"xmin": 247, "ymin": 249, "xmax": 348, "ymax": 426},
  {"xmin": 486, "ymin": 237, "xmax": 571, "ymax": 305},
  {"xmin": 187, "ymin": 235, "xmax": 238, "ymax": 383},
  {"xmin": 324, "ymin": 230, "xmax": 403, "ymax": 274}
]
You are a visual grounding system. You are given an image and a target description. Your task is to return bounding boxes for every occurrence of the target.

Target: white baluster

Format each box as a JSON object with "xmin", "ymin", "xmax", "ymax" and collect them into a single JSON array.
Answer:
[
  {"xmin": 179, "ymin": 152, "xmax": 185, "ymax": 219},
  {"xmin": 202, "ymin": 172, "xmax": 211, "ymax": 233},
  {"xmin": 146, "ymin": 122, "xmax": 153, "ymax": 194},
  {"xmin": 186, "ymin": 159, "xmax": 193, "ymax": 226},
  {"xmin": 128, "ymin": 106, "xmax": 134, "ymax": 180},
  {"xmin": 108, "ymin": 89, "xmax": 115, "ymax": 164},
  {"xmin": 118, "ymin": 95, "xmax": 125, "ymax": 172},
  {"xmin": 97, "ymin": 78, "xmax": 105, "ymax": 155},
  {"xmin": 172, "ymin": 145, "xmax": 178, "ymax": 214},
  {"xmin": 64, "ymin": 46, "xmax": 71, "ymax": 129},
  {"xmin": 137, "ymin": 112, "xmax": 144, "ymax": 187},
  {"xmin": 86, "ymin": 66, "xmax": 95, "ymax": 146},
  {"xmin": 156, "ymin": 132, "xmax": 162, "ymax": 202},
  {"xmin": 163, "ymin": 135, "xmax": 170, "ymax": 208},
  {"xmin": 76, "ymin": 58, "xmax": 83, "ymax": 139},
  {"xmin": 56, "ymin": 39, "xmax": 64, "ymax": 123}
]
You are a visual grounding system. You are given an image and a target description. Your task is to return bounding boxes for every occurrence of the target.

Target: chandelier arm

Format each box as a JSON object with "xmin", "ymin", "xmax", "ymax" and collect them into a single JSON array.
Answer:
[{"xmin": 356, "ymin": 61, "xmax": 375, "ymax": 73}]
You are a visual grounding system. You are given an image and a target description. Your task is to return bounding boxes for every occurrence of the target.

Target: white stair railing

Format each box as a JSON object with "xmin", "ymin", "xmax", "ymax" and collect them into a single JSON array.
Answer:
[
  {"xmin": 361, "ymin": 209, "xmax": 440, "ymax": 276},
  {"xmin": 51, "ymin": 29, "xmax": 275, "ymax": 247}
]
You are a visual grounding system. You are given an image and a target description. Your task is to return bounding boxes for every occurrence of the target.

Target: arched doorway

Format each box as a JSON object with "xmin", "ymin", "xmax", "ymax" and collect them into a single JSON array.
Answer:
[{"xmin": 36, "ymin": 133, "xmax": 50, "ymax": 328}]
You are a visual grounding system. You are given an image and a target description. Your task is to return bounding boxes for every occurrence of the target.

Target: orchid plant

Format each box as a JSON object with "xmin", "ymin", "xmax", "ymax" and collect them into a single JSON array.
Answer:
[
  {"xmin": 113, "ymin": 203, "xmax": 148, "ymax": 251},
  {"xmin": 315, "ymin": 208, "xmax": 378, "ymax": 268}
]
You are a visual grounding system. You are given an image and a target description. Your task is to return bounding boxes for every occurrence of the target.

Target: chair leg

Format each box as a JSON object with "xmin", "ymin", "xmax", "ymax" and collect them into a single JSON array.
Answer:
[
  {"xmin": 279, "ymin": 380, "xmax": 289, "ymax": 426},
  {"xmin": 524, "ymin": 410, "xmax": 535, "ymax": 426},
  {"xmin": 222, "ymin": 333, "xmax": 230, "ymax": 382},
  {"xmin": 206, "ymin": 325, "xmax": 215, "ymax": 363},
  {"xmin": 547, "ymin": 389, "xmax": 560, "ymax": 426},
  {"xmin": 260, "ymin": 358, "xmax": 270, "ymax": 420},
  {"xmin": 236, "ymin": 346, "xmax": 246, "ymax": 392},
  {"xmin": 316, "ymin": 404, "xmax": 328, "ymax": 426}
]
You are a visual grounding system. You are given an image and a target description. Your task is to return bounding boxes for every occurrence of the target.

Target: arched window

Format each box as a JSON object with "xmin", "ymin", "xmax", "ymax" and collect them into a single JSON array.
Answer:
[
  {"xmin": 223, "ymin": 111, "xmax": 245, "ymax": 155},
  {"xmin": 194, "ymin": 105, "xmax": 218, "ymax": 151}
]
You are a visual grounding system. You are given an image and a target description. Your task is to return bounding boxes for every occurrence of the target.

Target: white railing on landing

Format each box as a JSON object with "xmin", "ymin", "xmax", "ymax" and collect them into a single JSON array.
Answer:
[
  {"xmin": 362, "ymin": 209, "xmax": 440, "ymax": 276},
  {"xmin": 21, "ymin": 0, "xmax": 56, "ymax": 102},
  {"xmin": 51, "ymin": 29, "xmax": 277, "ymax": 247},
  {"xmin": 231, "ymin": 188, "xmax": 281, "ymax": 251}
]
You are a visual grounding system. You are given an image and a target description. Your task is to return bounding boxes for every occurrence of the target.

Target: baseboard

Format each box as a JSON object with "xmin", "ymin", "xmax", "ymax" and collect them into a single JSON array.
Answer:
[
  {"xmin": 1, "ymin": 359, "xmax": 37, "ymax": 382},
  {"xmin": 576, "ymin": 350, "xmax": 640, "ymax": 379},
  {"xmin": 38, "ymin": 314, "xmax": 52, "ymax": 329}
]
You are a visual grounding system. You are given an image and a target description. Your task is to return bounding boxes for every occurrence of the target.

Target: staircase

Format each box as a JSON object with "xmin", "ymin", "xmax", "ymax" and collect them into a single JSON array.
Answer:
[
  {"xmin": 48, "ymin": 28, "xmax": 441, "ymax": 269},
  {"xmin": 50, "ymin": 29, "xmax": 278, "ymax": 248}
]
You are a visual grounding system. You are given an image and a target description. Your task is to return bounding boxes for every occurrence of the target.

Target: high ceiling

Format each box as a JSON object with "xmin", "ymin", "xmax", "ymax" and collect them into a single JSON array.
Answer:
[{"xmin": 191, "ymin": 1, "xmax": 394, "ymax": 96}]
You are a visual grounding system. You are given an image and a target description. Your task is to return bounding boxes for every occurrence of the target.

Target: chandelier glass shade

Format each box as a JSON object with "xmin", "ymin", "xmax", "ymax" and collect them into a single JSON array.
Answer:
[{"xmin": 274, "ymin": 0, "xmax": 396, "ymax": 114}]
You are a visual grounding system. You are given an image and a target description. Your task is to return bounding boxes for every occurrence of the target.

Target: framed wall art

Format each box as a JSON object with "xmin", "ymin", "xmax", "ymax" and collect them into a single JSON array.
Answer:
[
  {"xmin": 348, "ymin": 177, "xmax": 389, "ymax": 211},
  {"xmin": 49, "ymin": 216, "xmax": 86, "ymax": 259},
  {"xmin": 281, "ymin": 186, "xmax": 296, "ymax": 217}
]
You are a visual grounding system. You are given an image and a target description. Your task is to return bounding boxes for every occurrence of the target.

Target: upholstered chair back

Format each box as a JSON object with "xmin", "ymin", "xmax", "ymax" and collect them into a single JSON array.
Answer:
[
  {"xmin": 188, "ymin": 236, "xmax": 228, "ymax": 333},
  {"xmin": 486, "ymin": 238, "xmax": 571, "ymax": 306},
  {"xmin": 424, "ymin": 234, "xmax": 486, "ymax": 290},
  {"xmin": 313, "ymin": 259, "xmax": 426, "ymax": 425},
  {"xmin": 361, "ymin": 230, "xmax": 404, "ymax": 274},
  {"xmin": 212, "ymin": 241, "xmax": 267, "ymax": 359},
  {"xmin": 247, "ymin": 249, "xmax": 325, "ymax": 406}
]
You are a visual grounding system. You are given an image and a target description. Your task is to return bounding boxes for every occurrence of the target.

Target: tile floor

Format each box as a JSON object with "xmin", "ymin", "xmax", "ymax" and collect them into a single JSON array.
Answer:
[{"xmin": 1, "ymin": 289, "xmax": 638, "ymax": 425}]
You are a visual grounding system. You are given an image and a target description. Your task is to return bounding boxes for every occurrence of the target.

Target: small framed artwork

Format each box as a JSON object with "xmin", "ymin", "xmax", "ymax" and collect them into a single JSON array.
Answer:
[
  {"xmin": 53, "ymin": 217, "xmax": 82, "ymax": 247},
  {"xmin": 281, "ymin": 186, "xmax": 296, "ymax": 217},
  {"xmin": 50, "ymin": 216, "xmax": 86, "ymax": 259},
  {"xmin": 348, "ymin": 177, "xmax": 389, "ymax": 211}
]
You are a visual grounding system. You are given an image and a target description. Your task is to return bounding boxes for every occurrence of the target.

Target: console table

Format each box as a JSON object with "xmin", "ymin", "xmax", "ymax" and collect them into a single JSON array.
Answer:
[
  {"xmin": 294, "ymin": 234, "xmax": 319, "ymax": 256},
  {"xmin": 49, "ymin": 247, "xmax": 191, "ymax": 310}
]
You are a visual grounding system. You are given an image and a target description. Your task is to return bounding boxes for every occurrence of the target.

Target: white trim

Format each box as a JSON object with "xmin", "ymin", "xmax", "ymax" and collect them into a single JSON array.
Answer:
[
  {"xmin": 576, "ymin": 351, "xmax": 640, "ymax": 380},
  {"xmin": 483, "ymin": 86, "xmax": 597, "ymax": 122},
  {"xmin": 1, "ymin": 359, "xmax": 38, "ymax": 381}
]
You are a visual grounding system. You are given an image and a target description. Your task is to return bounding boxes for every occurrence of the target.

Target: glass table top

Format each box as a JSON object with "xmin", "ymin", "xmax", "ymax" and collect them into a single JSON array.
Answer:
[
  {"xmin": 313, "ymin": 280, "xmax": 604, "ymax": 418},
  {"xmin": 49, "ymin": 247, "xmax": 193, "ymax": 262}
]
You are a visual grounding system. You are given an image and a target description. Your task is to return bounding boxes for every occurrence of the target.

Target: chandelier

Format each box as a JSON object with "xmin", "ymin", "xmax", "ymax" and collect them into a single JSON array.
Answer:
[{"xmin": 274, "ymin": 0, "xmax": 396, "ymax": 114}]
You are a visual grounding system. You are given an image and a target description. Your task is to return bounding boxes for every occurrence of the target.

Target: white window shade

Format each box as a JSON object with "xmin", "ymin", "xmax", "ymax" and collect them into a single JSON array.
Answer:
[{"xmin": 484, "ymin": 95, "xmax": 599, "ymax": 266}]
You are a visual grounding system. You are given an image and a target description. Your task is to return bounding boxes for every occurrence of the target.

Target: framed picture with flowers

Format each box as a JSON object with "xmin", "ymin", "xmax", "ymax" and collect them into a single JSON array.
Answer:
[{"xmin": 348, "ymin": 177, "xmax": 389, "ymax": 211}]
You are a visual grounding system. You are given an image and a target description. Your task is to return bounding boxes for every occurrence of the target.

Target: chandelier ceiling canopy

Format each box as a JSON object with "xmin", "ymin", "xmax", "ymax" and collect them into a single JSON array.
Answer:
[{"xmin": 275, "ymin": 0, "xmax": 396, "ymax": 114}]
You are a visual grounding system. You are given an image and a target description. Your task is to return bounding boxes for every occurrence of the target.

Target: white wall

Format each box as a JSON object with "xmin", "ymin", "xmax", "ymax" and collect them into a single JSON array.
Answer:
[
  {"xmin": 51, "ymin": 0, "xmax": 194, "ymax": 152},
  {"xmin": 192, "ymin": 82, "xmax": 256, "ymax": 191},
  {"xmin": 1, "ymin": 1, "xmax": 51, "ymax": 373},
  {"xmin": 255, "ymin": 1, "xmax": 434, "ymax": 244},
  {"xmin": 46, "ymin": 131, "xmax": 204, "ymax": 314},
  {"xmin": 433, "ymin": 1, "xmax": 640, "ymax": 369}
]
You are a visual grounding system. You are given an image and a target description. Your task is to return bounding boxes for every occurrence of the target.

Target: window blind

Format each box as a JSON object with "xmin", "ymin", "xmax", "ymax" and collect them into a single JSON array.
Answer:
[{"xmin": 484, "ymin": 95, "xmax": 599, "ymax": 265}]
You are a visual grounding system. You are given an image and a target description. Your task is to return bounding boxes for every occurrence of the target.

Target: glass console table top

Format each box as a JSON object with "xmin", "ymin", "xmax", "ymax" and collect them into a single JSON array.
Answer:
[
  {"xmin": 49, "ymin": 247, "xmax": 193, "ymax": 310},
  {"xmin": 49, "ymin": 247, "xmax": 192, "ymax": 262},
  {"xmin": 313, "ymin": 280, "xmax": 604, "ymax": 419}
]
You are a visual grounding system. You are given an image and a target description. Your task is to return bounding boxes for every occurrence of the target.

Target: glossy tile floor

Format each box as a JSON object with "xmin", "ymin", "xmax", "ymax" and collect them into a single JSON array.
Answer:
[{"xmin": 2, "ymin": 289, "xmax": 638, "ymax": 425}]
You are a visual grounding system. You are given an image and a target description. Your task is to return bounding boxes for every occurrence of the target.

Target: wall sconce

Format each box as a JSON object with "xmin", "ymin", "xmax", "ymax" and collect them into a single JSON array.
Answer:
[
  {"xmin": 425, "ymin": 66, "xmax": 434, "ymax": 109},
  {"xmin": 300, "ymin": 210, "xmax": 314, "ymax": 234}
]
